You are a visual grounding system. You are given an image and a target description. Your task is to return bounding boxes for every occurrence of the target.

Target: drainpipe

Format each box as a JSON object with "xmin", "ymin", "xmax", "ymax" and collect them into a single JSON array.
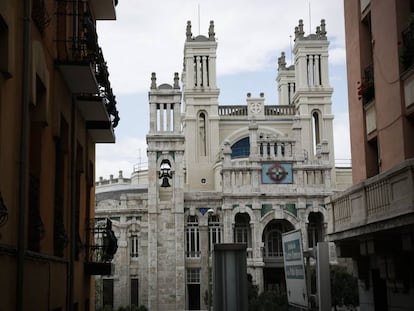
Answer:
[
  {"xmin": 67, "ymin": 1, "xmax": 78, "ymax": 309},
  {"xmin": 17, "ymin": 0, "xmax": 31, "ymax": 310}
]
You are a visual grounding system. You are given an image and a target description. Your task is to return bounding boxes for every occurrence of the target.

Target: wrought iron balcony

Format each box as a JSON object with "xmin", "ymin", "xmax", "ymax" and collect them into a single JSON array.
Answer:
[
  {"xmin": 56, "ymin": 5, "xmax": 119, "ymax": 142},
  {"xmin": 84, "ymin": 218, "xmax": 118, "ymax": 275}
]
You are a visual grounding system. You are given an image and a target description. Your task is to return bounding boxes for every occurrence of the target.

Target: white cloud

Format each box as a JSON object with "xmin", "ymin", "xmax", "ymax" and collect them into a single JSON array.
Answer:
[
  {"xmin": 329, "ymin": 47, "xmax": 347, "ymax": 66},
  {"xmin": 96, "ymin": 137, "xmax": 148, "ymax": 179},
  {"xmin": 333, "ymin": 112, "xmax": 351, "ymax": 163},
  {"xmin": 95, "ymin": 1, "xmax": 350, "ymax": 179},
  {"xmin": 97, "ymin": 0, "xmax": 346, "ymax": 94}
]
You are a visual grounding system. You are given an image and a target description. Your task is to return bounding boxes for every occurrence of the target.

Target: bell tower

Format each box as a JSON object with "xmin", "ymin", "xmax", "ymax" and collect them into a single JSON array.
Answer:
[
  {"xmin": 146, "ymin": 73, "xmax": 186, "ymax": 310},
  {"xmin": 182, "ymin": 21, "xmax": 221, "ymax": 191},
  {"xmin": 290, "ymin": 19, "xmax": 336, "ymax": 185}
]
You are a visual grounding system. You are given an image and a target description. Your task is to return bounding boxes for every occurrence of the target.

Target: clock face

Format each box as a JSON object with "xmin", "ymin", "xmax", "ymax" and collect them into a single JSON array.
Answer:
[
  {"xmin": 250, "ymin": 102, "xmax": 262, "ymax": 113},
  {"xmin": 262, "ymin": 163, "xmax": 293, "ymax": 184}
]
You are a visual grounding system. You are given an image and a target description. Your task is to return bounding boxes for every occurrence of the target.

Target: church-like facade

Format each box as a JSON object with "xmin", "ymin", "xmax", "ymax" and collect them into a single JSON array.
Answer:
[{"xmin": 95, "ymin": 19, "xmax": 350, "ymax": 310}]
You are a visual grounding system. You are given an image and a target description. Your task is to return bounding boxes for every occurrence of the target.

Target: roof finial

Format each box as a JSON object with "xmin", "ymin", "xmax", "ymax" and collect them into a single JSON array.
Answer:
[
  {"xmin": 320, "ymin": 19, "xmax": 327, "ymax": 37},
  {"xmin": 208, "ymin": 20, "xmax": 215, "ymax": 41},
  {"xmin": 173, "ymin": 72, "xmax": 180, "ymax": 89},
  {"xmin": 150, "ymin": 72, "xmax": 157, "ymax": 89},
  {"xmin": 186, "ymin": 21, "xmax": 192, "ymax": 40},
  {"xmin": 298, "ymin": 19, "xmax": 305, "ymax": 37},
  {"xmin": 278, "ymin": 52, "xmax": 287, "ymax": 70}
]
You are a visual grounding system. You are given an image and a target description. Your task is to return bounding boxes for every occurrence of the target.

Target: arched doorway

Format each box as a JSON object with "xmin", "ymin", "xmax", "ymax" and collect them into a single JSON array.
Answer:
[{"xmin": 262, "ymin": 219, "xmax": 294, "ymax": 293}]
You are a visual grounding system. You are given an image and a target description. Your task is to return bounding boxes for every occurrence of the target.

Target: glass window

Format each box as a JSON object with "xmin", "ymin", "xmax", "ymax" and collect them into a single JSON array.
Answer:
[
  {"xmin": 231, "ymin": 137, "xmax": 250, "ymax": 158},
  {"xmin": 130, "ymin": 235, "xmax": 139, "ymax": 258},
  {"xmin": 234, "ymin": 213, "xmax": 251, "ymax": 247},
  {"xmin": 186, "ymin": 215, "xmax": 200, "ymax": 258},
  {"xmin": 208, "ymin": 215, "xmax": 221, "ymax": 252},
  {"xmin": 186, "ymin": 268, "xmax": 200, "ymax": 283}
]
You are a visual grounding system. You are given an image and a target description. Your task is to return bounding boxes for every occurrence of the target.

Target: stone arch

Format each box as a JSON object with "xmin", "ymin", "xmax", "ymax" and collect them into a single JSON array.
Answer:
[
  {"xmin": 260, "ymin": 210, "xmax": 300, "ymax": 230},
  {"xmin": 231, "ymin": 205, "xmax": 255, "ymax": 223},
  {"xmin": 223, "ymin": 126, "xmax": 286, "ymax": 148},
  {"xmin": 303, "ymin": 205, "xmax": 328, "ymax": 225}
]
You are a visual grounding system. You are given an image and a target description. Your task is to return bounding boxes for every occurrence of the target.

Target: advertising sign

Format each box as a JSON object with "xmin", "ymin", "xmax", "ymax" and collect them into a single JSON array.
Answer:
[{"xmin": 282, "ymin": 229, "xmax": 308, "ymax": 308}]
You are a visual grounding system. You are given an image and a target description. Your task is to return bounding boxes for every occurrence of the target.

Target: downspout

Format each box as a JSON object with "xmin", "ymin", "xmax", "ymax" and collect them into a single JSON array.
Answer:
[
  {"xmin": 67, "ymin": 1, "xmax": 79, "ymax": 309},
  {"xmin": 17, "ymin": 0, "xmax": 31, "ymax": 310}
]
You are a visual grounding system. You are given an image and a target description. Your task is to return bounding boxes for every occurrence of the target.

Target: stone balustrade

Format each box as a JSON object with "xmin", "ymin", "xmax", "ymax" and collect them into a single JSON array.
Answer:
[{"xmin": 327, "ymin": 159, "xmax": 414, "ymax": 237}]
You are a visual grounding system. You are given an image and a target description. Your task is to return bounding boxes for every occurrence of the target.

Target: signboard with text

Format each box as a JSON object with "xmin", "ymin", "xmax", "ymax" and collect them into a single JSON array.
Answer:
[{"xmin": 282, "ymin": 229, "xmax": 308, "ymax": 308}]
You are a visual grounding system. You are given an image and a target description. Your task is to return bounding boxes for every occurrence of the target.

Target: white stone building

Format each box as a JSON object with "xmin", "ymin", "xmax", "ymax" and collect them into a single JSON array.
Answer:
[{"xmin": 95, "ymin": 19, "xmax": 351, "ymax": 311}]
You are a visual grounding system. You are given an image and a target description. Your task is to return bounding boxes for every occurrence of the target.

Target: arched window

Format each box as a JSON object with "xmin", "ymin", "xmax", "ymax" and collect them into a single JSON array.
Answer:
[
  {"xmin": 231, "ymin": 137, "xmax": 250, "ymax": 158},
  {"xmin": 185, "ymin": 215, "xmax": 200, "ymax": 258},
  {"xmin": 234, "ymin": 213, "xmax": 251, "ymax": 247},
  {"xmin": 262, "ymin": 220, "xmax": 294, "ymax": 258},
  {"xmin": 312, "ymin": 111, "xmax": 321, "ymax": 154},
  {"xmin": 198, "ymin": 112, "xmax": 207, "ymax": 156}
]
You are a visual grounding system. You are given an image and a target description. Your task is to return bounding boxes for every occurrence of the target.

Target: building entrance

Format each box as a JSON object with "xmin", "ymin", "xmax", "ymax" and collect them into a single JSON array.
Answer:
[{"xmin": 263, "ymin": 267, "xmax": 287, "ymax": 294}]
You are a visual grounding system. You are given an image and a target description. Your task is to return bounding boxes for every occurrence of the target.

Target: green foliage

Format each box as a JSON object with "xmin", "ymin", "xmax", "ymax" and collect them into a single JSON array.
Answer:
[
  {"xmin": 247, "ymin": 281, "xmax": 288, "ymax": 311},
  {"xmin": 330, "ymin": 265, "xmax": 359, "ymax": 307}
]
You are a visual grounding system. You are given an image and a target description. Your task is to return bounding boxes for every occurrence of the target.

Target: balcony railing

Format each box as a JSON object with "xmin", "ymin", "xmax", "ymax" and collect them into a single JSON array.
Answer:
[
  {"xmin": 85, "ymin": 218, "xmax": 118, "ymax": 275},
  {"xmin": 218, "ymin": 105, "xmax": 295, "ymax": 117},
  {"xmin": 56, "ymin": 4, "xmax": 119, "ymax": 142},
  {"xmin": 327, "ymin": 159, "xmax": 414, "ymax": 238}
]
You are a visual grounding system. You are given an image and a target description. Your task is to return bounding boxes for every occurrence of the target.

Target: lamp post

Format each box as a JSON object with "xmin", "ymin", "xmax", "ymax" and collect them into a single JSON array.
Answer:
[{"xmin": 206, "ymin": 208, "xmax": 215, "ymax": 311}]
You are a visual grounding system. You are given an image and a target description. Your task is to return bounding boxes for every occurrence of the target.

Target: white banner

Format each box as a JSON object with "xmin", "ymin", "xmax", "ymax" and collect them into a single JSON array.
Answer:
[{"xmin": 282, "ymin": 229, "xmax": 308, "ymax": 308}]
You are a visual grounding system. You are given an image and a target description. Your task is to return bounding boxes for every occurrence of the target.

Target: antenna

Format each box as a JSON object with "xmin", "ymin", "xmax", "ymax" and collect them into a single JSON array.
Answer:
[
  {"xmin": 198, "ymin": 4, "xmax": 201, "ymax": 35},
  {"xmin": 309, "ymin": 0, "xmax": 312, "ymax": 33},
  {"xmin": 138, "ymin": 148, "xmax": 141, "ymax": 171}
]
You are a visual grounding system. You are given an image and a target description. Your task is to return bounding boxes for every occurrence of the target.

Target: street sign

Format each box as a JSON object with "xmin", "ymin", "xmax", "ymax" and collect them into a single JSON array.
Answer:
[{"xmin": 282, "ymin": 229, "xmax": 308, "ymax": 309}]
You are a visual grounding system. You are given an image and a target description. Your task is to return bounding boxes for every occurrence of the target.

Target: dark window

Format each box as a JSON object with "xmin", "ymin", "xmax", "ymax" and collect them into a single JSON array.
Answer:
[
  {"xmin": 366, "ymin": 137, "xmax": 379, "ymax": 177},
  {"xmin": 234, "ymin": 213, "xmax": 251, "ymax": 247},
  {"xmin": 307, "ymin": 212, "xmax": 324, "ymax": 248},
  {"xmin": 231, "ymin": 137, "xmax": 250, "ymax": 158},
  {"xmin": 103, "ymin": 279, "xmax": 114, "ymax": 308},
  {"xmin": 187, "ymin": 269, "xmax": 200, "ymax": 310},
  {"xmin": 0, "ymin": 15, "xmax": 9, "ymax": 77},
  {"xmin": 131, "ymin": 278, "xmax": 139, "ymax": 306}
]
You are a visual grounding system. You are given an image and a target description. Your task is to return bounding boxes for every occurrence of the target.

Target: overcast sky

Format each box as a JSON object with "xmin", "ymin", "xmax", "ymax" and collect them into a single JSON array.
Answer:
[{"xmin": 95, "ymin": 0, "xmax": 350, "ymax": 179}]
